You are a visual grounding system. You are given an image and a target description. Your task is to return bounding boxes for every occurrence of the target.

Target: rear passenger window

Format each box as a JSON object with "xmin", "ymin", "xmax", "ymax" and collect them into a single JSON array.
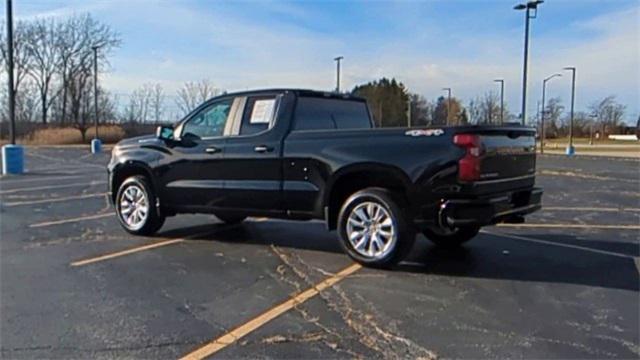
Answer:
[
  {"xmin": 294, "ymin": 97, "xmax": 371, "ymax": 131},
  {"xmin": 239, "ymin": 96, "xmax": 277, "ymax": 135}
]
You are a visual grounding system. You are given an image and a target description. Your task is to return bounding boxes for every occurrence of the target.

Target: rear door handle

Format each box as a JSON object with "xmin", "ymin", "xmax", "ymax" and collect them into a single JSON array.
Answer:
[
  {"xmin": 205, "ymin": 146, "xmax": 221, "ymax": 154},
  {"xmin": 254, "ymin": 145, "xmax": 273, "ymax": 153}
]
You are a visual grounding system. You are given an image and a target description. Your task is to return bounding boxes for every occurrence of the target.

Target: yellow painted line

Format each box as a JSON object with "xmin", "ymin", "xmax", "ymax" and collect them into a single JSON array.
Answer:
[
  {"xmin": 544, "ymin": 206, "xmax": 640, "ymax": 212},
  {"xmin": 30, "ymin": 212, "xmax": 114, "ymax": 228},
  {"xmin": 483, "ymin": 230, "xmax": 635, "ymax": 259},
  {"xmin": 70, "ymin": 238, "xmax": 186, "ymax": 267},
  {"xmin": 0, "ymin": 181, "xmax": 106, "ymax": 194},
  {"xmin": 496, "ymin": 223, "xmax": 640, "ymax": 230},
  {"xmin": 180, "ymin": 262, "xmax": 362, "ymax": 360},
  {"xmin": 3, "ymin": 193, "xmax": 107, "ymax": 207}
]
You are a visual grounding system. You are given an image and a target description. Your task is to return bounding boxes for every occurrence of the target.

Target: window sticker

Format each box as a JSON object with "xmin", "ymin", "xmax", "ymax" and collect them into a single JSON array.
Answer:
[{"xmin": 250, "ymin": 99, "xmax": 276, "ymax": 124}]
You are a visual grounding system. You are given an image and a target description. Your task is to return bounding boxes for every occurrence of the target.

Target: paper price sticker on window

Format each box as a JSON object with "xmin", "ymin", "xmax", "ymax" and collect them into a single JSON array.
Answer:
[{"xmin": 250, "ymin": 99, "xmax": 276, "ymax": 124}]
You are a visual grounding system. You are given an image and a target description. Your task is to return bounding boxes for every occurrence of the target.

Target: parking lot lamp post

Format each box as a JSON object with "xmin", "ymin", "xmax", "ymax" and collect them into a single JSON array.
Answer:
[
  {"xmin": 564, "ymin": 66, "xmax": 576, "ymax": 156},
  {"xmin": 540, "ymin": 73, "xmax": 561, "ymax": 154},
  {"xmin": 334, "ymin": 56, "xmax": 343, "ymax": 93},
  {"xmin": 494, "ymin": 79, "xmax": 504, "ymax": 124},
  {"xmin": 5, "ymin": 0, "xmax": 16, "ymax": 145},
  {"xmin": 92, "ymin": 46, "xmax": 100, "ymax": 140},
  {"xmin": 514, "ymin": 0, "xmax": 544, "ymax": 126},
  {"xmin": 442, "ymin": 87, "xmax": 452, "ymax": 125}
]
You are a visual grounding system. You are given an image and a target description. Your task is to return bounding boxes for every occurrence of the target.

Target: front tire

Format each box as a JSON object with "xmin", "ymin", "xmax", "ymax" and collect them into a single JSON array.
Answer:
[
  {"xmin": 422, "ymin": 226, "xmax": 480, "ymax": 248},
  {"xmin": 337, "ymin": 188, "xmax": 415, "ymax": 268},
  {"xmin": 115, "ymin": 176, "xmax": 165, "ymax": 236}
]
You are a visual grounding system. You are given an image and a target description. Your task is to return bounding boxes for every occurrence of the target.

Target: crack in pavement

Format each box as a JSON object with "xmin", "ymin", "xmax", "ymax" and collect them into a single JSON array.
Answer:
[{"xmin": 269, "ymin": 245, "xmax": 437, "ymax": 359}]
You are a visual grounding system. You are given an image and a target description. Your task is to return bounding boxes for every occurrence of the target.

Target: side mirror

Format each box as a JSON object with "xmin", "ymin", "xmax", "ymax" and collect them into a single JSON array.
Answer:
[{"xmin": 156, "ymin": 125, "xmax": 174, "ymax": 141}]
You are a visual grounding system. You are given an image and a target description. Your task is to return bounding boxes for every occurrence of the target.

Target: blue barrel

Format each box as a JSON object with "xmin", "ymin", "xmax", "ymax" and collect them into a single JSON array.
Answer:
[
  {"xmin": 2, "ymin": 144, "xmax": 24, "ymax": 175},
  {"xmin": 565, "ymin": 145, "xmax": 575, "ymax": 156},
  {"xmin": 91, "ymin": 138, "xmax": 102, "ymax": 154}
]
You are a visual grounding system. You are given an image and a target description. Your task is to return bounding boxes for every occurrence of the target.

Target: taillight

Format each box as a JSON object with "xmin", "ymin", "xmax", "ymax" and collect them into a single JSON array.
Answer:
[{"xmin": 453, "ymin": 134, "xmax": 483, "ymax": 182}]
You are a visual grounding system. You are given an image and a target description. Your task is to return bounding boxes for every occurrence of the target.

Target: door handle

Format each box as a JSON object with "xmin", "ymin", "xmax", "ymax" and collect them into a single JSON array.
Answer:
[
  {"xmin": 205, "ymin": 146, "xmax": 221, "ymax": 154},
  {"xmin": 254, "ymin": 145, "xmax": 273, "ymax": 153}
]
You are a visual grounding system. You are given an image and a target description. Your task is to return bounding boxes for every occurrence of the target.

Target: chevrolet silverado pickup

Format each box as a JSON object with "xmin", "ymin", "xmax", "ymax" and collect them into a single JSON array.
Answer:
[{"xmin": 108, "ymin": 89, "xmax": 542, "ymax": 267}]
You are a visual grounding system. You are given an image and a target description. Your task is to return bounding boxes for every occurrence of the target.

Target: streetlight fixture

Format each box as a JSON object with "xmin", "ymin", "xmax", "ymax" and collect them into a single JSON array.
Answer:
[
  {"xmin": 442, "ymin": 87, "xmax": 452, "ymax": 125},
  {"xmin": 334, "ymin": 56, "xmax": 343, "ymax": 93},
  {"xmin": 564, "ymin": 66, "xmax": 576, "ymax": 156},
  {"xmin": 540, "ymin": 73, "xmax": 561, "ymax": 154},
  {"xmin": 494, "ymin": 79, "xmax": 504, "ymax": 124},
  {"xmin": 514, "ymin": 0, "xmax": 544, "ymax": 126}
]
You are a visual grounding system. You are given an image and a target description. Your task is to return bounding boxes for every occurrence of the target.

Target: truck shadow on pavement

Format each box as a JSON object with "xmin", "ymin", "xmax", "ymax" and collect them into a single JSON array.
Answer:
[
  {"xmin": 399, "ymin": 232, "xmax": 639, "ymax": 292},
  {"xmin": 159, "ymin": 220, "xmax": 639, "ymax": 292}
]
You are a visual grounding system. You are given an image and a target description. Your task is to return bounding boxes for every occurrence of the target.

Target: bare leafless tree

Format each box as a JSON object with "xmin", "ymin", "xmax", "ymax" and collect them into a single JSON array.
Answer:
[
  {"xmin": 150, "ymin": 83, "xmax": 165, "ymax": 124},
  {"xmin": 1, "ymin": 20, "xmax": 32, "ymax": 102},
  {"xmin": 23, "ymin": 18, "xmax": 61, "ymax": 124},
  {"xmin": 479, "ymin": 92, "xmax": 501, "ymax": 124},
  {"xmin": 589, "ymin": 96, "xmax": 626, "ymax": 136},
  {"xmin": 176, "ymin": 79, "xmax": 222, "ymax": 116},
  {"xmin": 58, "ymin": 14, "xmax": 120, "ymax": 126}
]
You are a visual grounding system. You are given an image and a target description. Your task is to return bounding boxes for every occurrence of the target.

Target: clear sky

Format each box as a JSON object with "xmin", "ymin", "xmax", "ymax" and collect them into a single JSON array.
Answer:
[{"xmin": 7, "ymin": 0, "xmax": 640, "ymax": 122}]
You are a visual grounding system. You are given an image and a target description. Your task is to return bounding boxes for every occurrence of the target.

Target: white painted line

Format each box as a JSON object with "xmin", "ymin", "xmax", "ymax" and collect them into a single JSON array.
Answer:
[
  {"xmin": 0, "ymin": 174, "xmax": 89, "ymax": 185},
  {"xmin": 3, "ymin": 193, "xmax": 107, "ymax": 207},
  {"xmin": 635, "ymin": 258, "xmax": 640, "ymax": 276},
  {"xmin": 0, "ymin": 181, "xmax": 106, "ymax": 194},
  {"xmin": 496, "ymin": 223, "xmax": 640, "ymax": 230},
  {"xmin": 483, "ymin": 230, "xmax": 635, "ymax": 259},
  {"xmin": 30, "ymin": 212, "xmax": 114, "ymax": 228},
  {"xmin": 543, "ymin": 206, "xmax": 640, "ymax": 213}
]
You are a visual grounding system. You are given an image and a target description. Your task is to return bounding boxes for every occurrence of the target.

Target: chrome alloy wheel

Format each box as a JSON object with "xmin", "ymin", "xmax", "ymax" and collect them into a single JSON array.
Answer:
[
  {"xmin": 345, "ymin": 201, "xmax": 396, "ymax": 259},
  {"xmin": 118, "ymin": 184, "xmax": 149, "ymax": 230}
]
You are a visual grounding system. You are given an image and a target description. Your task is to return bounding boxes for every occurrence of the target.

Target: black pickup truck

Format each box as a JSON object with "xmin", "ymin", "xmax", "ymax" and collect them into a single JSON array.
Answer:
[{"xmin": 108, "ymin": 89, "xmax": 542, "ymax": 267}]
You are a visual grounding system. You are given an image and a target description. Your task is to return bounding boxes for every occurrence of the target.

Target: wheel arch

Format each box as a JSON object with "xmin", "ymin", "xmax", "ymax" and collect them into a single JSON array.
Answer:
[
  {"xmin": 110, "ymin": 161, "xmax": 157, "ymax": 204},
  {"xmin": 324, "ymin": 163, "xmax": 413, "ymax": 230}
]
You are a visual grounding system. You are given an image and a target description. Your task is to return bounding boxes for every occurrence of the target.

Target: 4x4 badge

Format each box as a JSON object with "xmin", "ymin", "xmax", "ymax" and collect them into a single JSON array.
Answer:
[{"xmin": 405, "ymin": 129, "xmax": 444, "ymax": 137}]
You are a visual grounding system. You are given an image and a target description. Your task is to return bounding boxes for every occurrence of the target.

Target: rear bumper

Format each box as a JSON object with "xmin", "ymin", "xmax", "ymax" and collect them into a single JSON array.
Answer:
[{"xmin": 434, "ymin": 187, "xmax": 543, "ymax": 228}]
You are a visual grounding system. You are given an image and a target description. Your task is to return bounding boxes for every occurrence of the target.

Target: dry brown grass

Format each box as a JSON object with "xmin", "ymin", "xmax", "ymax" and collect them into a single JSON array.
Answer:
[{"xmin": 23, "ymin": 125, "xmax": 125, "ymax": 145}]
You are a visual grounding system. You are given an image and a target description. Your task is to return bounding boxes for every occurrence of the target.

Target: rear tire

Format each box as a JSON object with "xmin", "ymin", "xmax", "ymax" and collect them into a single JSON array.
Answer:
[
  {"xmin": 422, "ymin": 226, "xmax": 480, "ymax": 248},
  {"xmin": 337, "ymin": 188, "xmax": 415, "ymax": 268},
  {"xmin": 115, "ymin": 176, "xmax": 165, "ymax": 236},
  {"xmin": 216, "ymin": 213, "xmax": 247, "ymax": 224}
]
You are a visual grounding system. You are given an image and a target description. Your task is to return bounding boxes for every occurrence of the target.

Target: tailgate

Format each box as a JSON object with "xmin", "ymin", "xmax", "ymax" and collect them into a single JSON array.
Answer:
[
  {"xmin": 478, "ymin": 128, "xmax": 536, "ymax": 181},
  {"xmin": 452, "ymin": 126, "xmax": 537, "ymax": 189}
]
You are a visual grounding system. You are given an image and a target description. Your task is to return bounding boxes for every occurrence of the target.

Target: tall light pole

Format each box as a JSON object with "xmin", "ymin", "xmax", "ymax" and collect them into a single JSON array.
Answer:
[
  {"xmin": 334, "ymin": 56, "xmax": 343, "ymax": 93},
  {"xmin": 6, "ymin": 0, "xmax": 15, "ymax": 145},
  {"xmin": 540, "ymin": 73, "xmax": 561, "ymax": 154},
  {"xmin": 514, "ymin": 0, "xmax": 543, "ymax": 126},
  {"xmin": 494, "ymin": 79, "xmax": 504, "ymax": 124},
  {"xmin": 442, "ymin": 87, "xmax": 452, "ymax": 125},
  {"xmin": 92, "ymin": 45, "xmax": 100, "ymax": 140},
  {"xmin": 564, "ymin": 66, "xmax": 576, "ymax": 155}
]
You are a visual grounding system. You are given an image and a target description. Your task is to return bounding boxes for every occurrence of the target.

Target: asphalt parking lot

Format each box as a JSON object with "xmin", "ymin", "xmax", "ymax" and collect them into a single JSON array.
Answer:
[{"xmin": 1, "ymin": 147, "xmax": 639, "ymax": 359}]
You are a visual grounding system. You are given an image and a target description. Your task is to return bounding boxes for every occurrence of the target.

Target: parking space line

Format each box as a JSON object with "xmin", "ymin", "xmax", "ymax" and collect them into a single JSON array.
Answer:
[
  {"xmin": 4, "ymin": 193, "xmax": 107, "ymax": 207},
  {"xmin": 483, "ymin": 230, "xmax": 634, "ymax": 259},
  {"xmin": 496, "ymin": 223, "xmax": 640, "ymax": 230},
  {"xmin": 543, "ymin": 206, "xmax": 640, "ymax": 212},
  {"xmin": 0, "ymin": 174, "xmax": 88, "ymax": 185},
  {"xmin": 70, "ymin": 238, "xmax": 186, "ymax": 267},
  {"xmin": 30, "ymin": 213, "xmax": 114, "ymax": 228},
  {"xmin": 180, "ymin": 262, "xmax": 362, "ymax": 360},
  {"xmin": 0, "ymin": 181, "xmax": 106, "ymax": 194}
]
